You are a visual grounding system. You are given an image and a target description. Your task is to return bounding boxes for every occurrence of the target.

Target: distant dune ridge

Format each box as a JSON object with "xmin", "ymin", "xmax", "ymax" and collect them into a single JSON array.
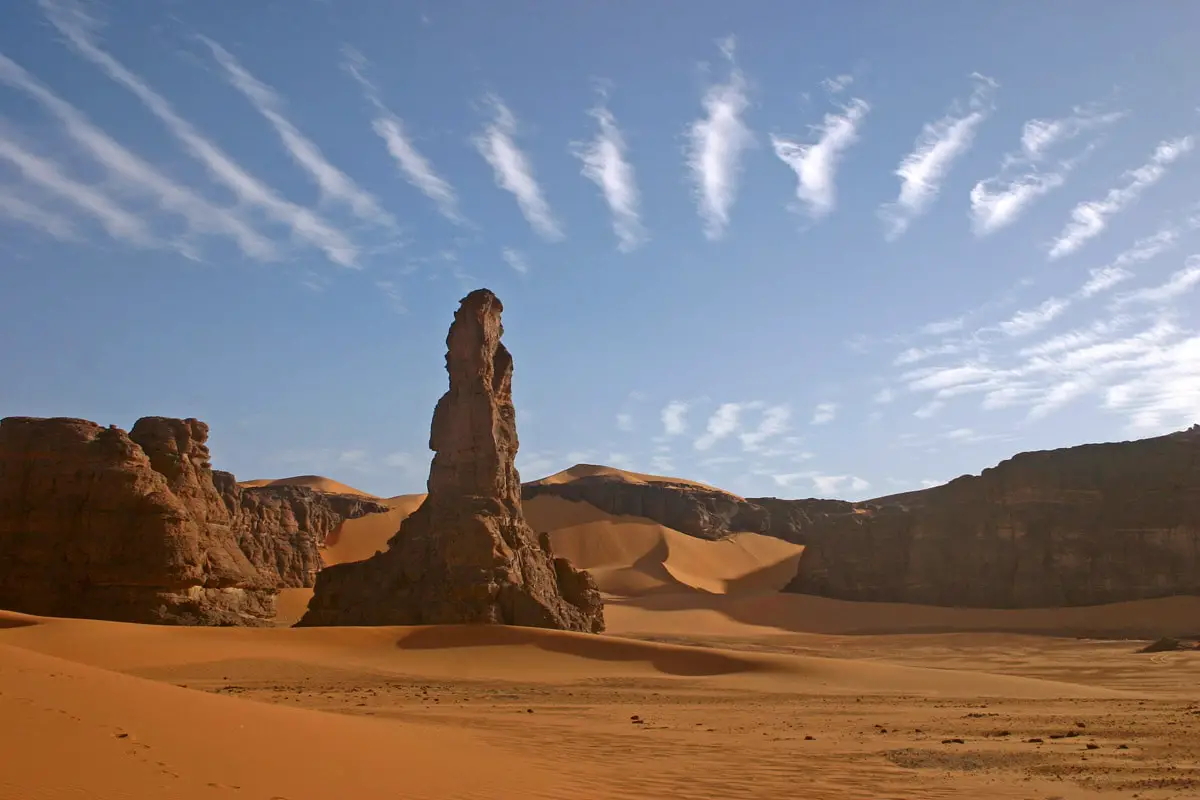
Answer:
[{"xmin": 297, "ymin": 289, "xmax": 605, "ymax": 631}]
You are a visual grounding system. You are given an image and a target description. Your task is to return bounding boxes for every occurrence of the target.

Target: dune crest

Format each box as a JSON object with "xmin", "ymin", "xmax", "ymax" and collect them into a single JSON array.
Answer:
[{"xmin": 239, "ymin": 474, "xmax": 378, "ymax": 498}]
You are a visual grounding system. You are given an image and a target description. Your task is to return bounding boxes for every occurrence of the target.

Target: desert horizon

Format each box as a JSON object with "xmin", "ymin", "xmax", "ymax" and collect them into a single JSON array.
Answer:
[
  {"xmin": 5, "ymin": 1, "xmax": 1200, "ymax": 797},
  {"xmin": 4, "ymin": 292, "xmax": 1198, "ymax": 799}
]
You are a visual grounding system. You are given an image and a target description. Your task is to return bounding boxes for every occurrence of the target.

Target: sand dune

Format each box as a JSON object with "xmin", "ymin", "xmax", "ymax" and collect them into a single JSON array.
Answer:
[
  {"xmin": 0, "ymin": 611, "xmax": 1128, "ymax": 700},
  {"xmin": 531, "ymin": 495, "xmax": 803, "ymax": 596},
  {"xmin": 530, "ymin": 463, "xmax": 738, "ymax": 496},
  {"xmin": 605, "ymin": 592, "xmax": 1200, "ymax": 640},
  {"xmin": 238, "ymin": 474, "xmax": 378, "ymax": 497},
  {"xmin": 0, "ymin": 632, "xmax": 565, "ymax": 800},
  {"xmin": 321, "ymin": 492, "xmax": 425, "ymax": 565}
]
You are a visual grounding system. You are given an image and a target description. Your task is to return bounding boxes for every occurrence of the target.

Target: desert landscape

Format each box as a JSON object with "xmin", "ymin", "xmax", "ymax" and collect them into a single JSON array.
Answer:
[{"xmin": 1, "ymin": 288, "xmax": 1198, "ymax": 800}]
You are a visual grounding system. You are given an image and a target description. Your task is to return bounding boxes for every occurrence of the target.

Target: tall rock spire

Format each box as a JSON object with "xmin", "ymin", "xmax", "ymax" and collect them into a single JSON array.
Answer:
[{"xmin": 298, "ymin": 289, "xmax": 604, "ymax": 632}]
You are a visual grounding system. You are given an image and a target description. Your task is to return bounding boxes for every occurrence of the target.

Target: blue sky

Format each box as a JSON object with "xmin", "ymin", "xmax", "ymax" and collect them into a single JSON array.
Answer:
[{"xmin": 2, "ymin": 0, "xmax": 1199, "ymax": 501}]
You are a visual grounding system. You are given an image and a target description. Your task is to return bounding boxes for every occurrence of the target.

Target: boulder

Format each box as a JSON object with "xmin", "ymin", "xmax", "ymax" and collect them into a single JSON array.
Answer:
[{"xmin": 298, "ymin": 288, "xmax": 604, "ymax": 631}]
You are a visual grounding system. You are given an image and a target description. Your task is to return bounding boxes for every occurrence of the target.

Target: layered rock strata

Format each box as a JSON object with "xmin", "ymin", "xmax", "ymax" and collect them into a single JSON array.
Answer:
[{"xmin": 784, "ymin": 426, "xmax": 1200, "ymax": 608}]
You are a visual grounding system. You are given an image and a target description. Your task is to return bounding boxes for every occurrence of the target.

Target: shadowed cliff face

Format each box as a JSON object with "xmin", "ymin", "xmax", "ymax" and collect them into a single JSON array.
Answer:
[
  {"xmin": 299, "ymin": 288, "xmax": 605, "ymax": 632},
  {"xmin": 520, "ymin": 474, "xmax": 855, "ymax": 544},
  {"xmin": 785, "ymin": 425, "xmax": 1200, "ymax": 608},
  {"xmin": 522, "ymin": 426, "xmax": 1200, "ymax": 609},
  {"xmin": 211, "ymin": 472, "xmax": 390, "ymax": 588},
  {"xmin": 0, "ymin": 416, "xmax": 276, "ymax": 625},
  {"xmin": 0, "ymin": 416, "xmax": 392, "ymax": 625}
]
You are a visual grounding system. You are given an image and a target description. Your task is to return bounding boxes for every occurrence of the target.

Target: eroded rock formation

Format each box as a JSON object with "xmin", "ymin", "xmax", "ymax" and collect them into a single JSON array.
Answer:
[
  {"xmin": 298, "ymin": 289, "xmax": 604, "ymax": 631},
  {"xmin": 212, "ymin": 471, "xmax": 389, "ymax": 587},
  {"xmin": 785, "ymin": 426, "xmax": 1200, "ymax": 608},
  {"xmin": 0, "ymin": 416, "xmax": 276, "ymax": 625},
  {"xmin": 0, "ymin": 415, "xmax": 392, "ymax": 624},
  {"xmin": 521, "ymin": 472, "xmax": 853, "ymax": 544}
]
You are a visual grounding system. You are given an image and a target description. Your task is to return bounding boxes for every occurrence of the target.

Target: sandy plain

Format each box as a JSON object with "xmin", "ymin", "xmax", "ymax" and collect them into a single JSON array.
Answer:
[{"xmin": 3, "ymin": 468, "xmax": 1198, "ymax": 800}]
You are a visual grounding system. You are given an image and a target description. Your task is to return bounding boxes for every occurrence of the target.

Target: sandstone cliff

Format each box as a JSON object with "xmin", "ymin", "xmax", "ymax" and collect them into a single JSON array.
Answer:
[
  {"xmin": 521, "ymin": 472, "xmax": 852, "ymax": 543},
  {"xmin": 212, "ymin": 471, "xmax": 389, "ymax": 587},
  {"xmin": 0, "ymin": 415, "xmax": 392, "ymax": 625},
  {"xmin": 299, "ymin": 289, "xmax": 604, "ymax": 631},
  {"xmin": 0, "ymin": 416, "xmax": 276, "ymax": 625},
  {"xmin": 785, "ymin": 425, "xmax": 1200, "ymax": 608}
]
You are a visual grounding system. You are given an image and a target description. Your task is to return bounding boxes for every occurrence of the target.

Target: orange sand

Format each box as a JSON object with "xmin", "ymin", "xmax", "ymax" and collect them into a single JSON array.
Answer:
[{"xmin": 5, "ymin": 467, "xmax": 1199, "ymax": 799}]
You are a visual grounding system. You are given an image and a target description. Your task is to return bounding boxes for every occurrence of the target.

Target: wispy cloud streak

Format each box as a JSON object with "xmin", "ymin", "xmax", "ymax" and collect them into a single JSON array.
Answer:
[
  {"xmin": 571, "ymin": 94, "xmax": 645, "ymax": 251},
  {"xmin": 200, "ymin": 36, "xmax": 393, "ymax": 229},
  {"xmin": 501, "ymin": 247, "xmax": 529, "ymax": 274},
  {"xmin": 685, "ymin": 37, "xmax": 753, "ymax": 240},
  {"xmin": 1113, "ymin": 258, "xmax": 1200, "ymax": 306},
  {"xmin": 772, "ymin": 96, "xmax": 869, "ymax": 219},
  {"xmin": 0, "ymin": 187, "xmax": 76, "ymax": 240},
  {"xmin": 1079, "ymin": 219, "xmax": 1196, "ymax": 298},
  {"xmin": 880, "ymin": 74, "xmax": 996, "ymax": 240},
  {"xmin": 342, "ymin": 48, "xmax": 462, "ymax": 224},
  {"xmin": 1048, "ymin": 136, "xmax": 1194, "ymax": 260},
  {"xmin": 0, "ymin": 132, "xmax": 151, "ymax": 245},
  {"xmin": 0, "ymin": 50, "xmax": 276, "ymax": 260},
  {"xmin": 41, "ymin": 0, "xmax": 358, "ymax": 266},
  {"xmin": 473, "ymin": 93, "xmax": 562, "ymax": 240}
]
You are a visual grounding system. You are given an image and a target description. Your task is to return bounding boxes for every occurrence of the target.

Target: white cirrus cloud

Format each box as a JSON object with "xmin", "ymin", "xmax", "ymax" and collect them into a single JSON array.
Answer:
[
  {"xmin": 821, "ymin": 74, "xmax": 854, "ymax": 94},
  {"xmin": 811, "ymin": 474, "xmax": 870, "ymax": 496},
  {"xmin": 201, "ymin": 36, "xmax": 394, "ymax": 230},
  {"xmin": 342, "ymin": 48, "xmax": 462, "ymax": 224},
  {"xmin": 893, "ymin": 342, "xmax": 967, "ymax": 366},
  {"xmin": 772, "ymin": 97, "xmax": 869, "ymax": 219},
  {"xmin": 0, "ymin": 187, "xmax": 76, "ymax": 240},
  {"xmin": 739, "ymin": 405, "xmax": 791, "ymax": 451},
  {"xmin": 880, "ymin": 73, "xmax": 996, "ymax": 240},
  {"xmin": 616, "ymin": 412, "xmax": 634, "ymax": 432},
  {"xmin": 1048, "ymin": 136, "xmax": 1194, "ymax": 260},
  {"xmin": 0, "ymin": 51, "xmax": 276, "ymax": 260},
  {"xmin": 694, "ymin": 401, "xmax": 749, "ymax": 450},
  {"xmin": 1113, "ymin": 259, "xmax": 1200, "ymax": 307},
  {"xmin": 501, "ymin": 247, "xmax": 529, "ymax": 275},
  {"xmin": 661, "ymin": 400, "xmax": 689, "ymax": 436},
  {"xmin": 873, "ymin": 388, "xmax": 896, "ymax": 404},
  {"xmin": 40, "ymin": 0, "xmax": 359, "ymax": 266},
  {"xmin": 970, "ymin": 106, "xmax": 1124, "ymax": 236},
  {"xmin": 0, "ymin": 132, "xmax": 152, "ymax": 246},
  {"xmin": 810, "ymin": 402, "xmax": 838, "ymax": 425},
  {"xmin": 913, "ymin": 400, "xmax": 946, "ymax": 419},
  {"xmin": 571, "ymin": 95, "xmax": 646, "ymax": 252},
  {"xmin": 473, "ymin": 93, "xmax": 563, "ymax": 241},
  {"xmin": 685, "ymin": 37, "xmax": 754, "ymax": 240},
  {"xmin": 1078, "ymin": 216, "xmax": 1198, "ymax": 298},
  {"xmin": 919, "ymin": 316, "xmax": 966, "ymax": 336},
  {"xmin": 997, "ymin": 297, "xmax": 1070, "ymax": 337}
]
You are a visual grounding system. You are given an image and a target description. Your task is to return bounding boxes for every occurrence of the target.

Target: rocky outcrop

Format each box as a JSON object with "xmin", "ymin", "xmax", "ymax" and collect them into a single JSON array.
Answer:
[
  {"xmin": 299, "ymin": 289, "xmax": 604, "ymax": 631},
  {"xmin": 212, "ymin": 471, "xmax": 389, "ymax": 587},
  {"xmin": 0, "ymin": 414, "xmax": 393, "ymax": 624},
  {"xmin": 785, "ymin": 426, "xmax": 1200, "ymax": 608},
  {"xmin": 0, "ymin": 416, "xmax": 276, "ymax": 625},
  {"xmin": 521, "ymin": 473, "xmax": 853, "ymax": 543}
]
